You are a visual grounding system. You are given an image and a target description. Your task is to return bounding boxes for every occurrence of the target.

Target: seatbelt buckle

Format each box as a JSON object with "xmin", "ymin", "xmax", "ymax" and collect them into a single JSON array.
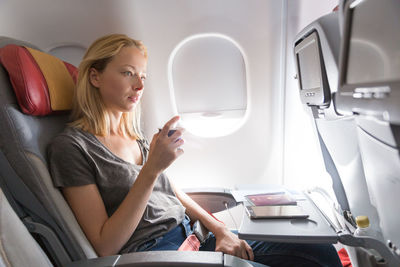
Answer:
[{"xmin": 193, "ymin": 220, "xmax": 210, "ymax": 244}]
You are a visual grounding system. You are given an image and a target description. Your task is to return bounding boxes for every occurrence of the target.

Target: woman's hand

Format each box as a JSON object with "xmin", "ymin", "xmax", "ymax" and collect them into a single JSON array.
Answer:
[
  {"xmin": 145, "ymin": 116, "xmax": 185, "ymax": 175},
  {"xmin": 214, "ymin": 227, "xmax": 254, "ymax": 261}
]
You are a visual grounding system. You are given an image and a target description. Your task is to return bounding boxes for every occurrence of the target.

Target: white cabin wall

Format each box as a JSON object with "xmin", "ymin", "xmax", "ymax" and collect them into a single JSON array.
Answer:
[
  {"xmin": 138, "ymin": 0, "xmax": 285, "ymax": 189},
  {"xmin": 283, "ymin": 0, "xmax": 339, "ymax": 190},
  {"xmin": 0, "ymin": 0, "xmax": 286, "ymax": 189}
]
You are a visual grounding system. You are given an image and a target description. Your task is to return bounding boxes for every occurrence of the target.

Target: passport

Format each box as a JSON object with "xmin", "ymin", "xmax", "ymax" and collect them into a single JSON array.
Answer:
[{"xmin": 245, "ymin": 193, "xmax": 297, "ymax": 206}]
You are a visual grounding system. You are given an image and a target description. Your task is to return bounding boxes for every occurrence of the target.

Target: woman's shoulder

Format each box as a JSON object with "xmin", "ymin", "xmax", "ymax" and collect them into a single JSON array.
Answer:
[{"xmin": 49, "ymin": 126, "xmax": 95, "ymax": 152}]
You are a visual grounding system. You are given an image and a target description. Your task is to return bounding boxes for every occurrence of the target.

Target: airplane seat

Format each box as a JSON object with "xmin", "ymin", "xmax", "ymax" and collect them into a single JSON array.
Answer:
[
  {"xmin": 0, "ymin": 183, "xmax": 234, "ymax": 267},
  {"xmin": 0, "ymin": 187, "xmax": 53, "ymax": 267},
  {"xmin": 293, "ymin": 9, "xmax": 385, "ymax": 267},
  {"xmin": 0, "ymin": 37, "xmax": 97, "ymax": 265},
  {"xmin": 0, "ymin": 36, "xmax": 260, "ymax": 267},
  {"xmin": 293, "ymin": 10, "xmax": 381, "ymax": 236},
  {"xmin": 335, "ymin": 0, "xmax": 400, "ymax": 264}
]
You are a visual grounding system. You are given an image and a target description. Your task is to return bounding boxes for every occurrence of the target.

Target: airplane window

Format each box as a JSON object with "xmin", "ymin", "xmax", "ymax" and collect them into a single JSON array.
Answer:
[
  {"xmin": 168, "ymin": 33, "xmax": 248, "ymax": 137},
  {"xmin": 46, "ymin": 43, "xmax": 87, "ymax": 67}
]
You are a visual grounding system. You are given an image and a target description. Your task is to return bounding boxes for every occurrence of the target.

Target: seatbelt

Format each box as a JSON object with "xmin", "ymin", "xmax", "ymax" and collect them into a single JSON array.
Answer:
[
  {"xmin": 315, "ymin": 123, "xmax": 350, "ymax": 212},
  {"xmin": 178, "ymin": 213, "xmax": 222, "ymax": 251},
  {"xmin": 311, "ymin": 112, "xmax": 353, "ymax": 224}
]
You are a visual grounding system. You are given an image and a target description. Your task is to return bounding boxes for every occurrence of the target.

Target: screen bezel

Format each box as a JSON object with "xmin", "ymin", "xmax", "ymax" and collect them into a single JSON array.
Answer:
[
  {"xmin": 294, "ymin": 31, "xmax": 331, "ymax": 107},
  {"xmin": 336, "ymin": 0, "xmax": 400, "ymax": 123}
]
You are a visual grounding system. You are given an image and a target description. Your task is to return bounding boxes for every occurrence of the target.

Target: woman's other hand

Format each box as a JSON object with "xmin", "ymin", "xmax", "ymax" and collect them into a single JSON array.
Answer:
[
  {"xmin": 146, "ymin": 116, "xmax": 185, "ymax": 174},
  {"xmin": 214, "ymin": 227, "xmax": 254, "ymax": 261}
]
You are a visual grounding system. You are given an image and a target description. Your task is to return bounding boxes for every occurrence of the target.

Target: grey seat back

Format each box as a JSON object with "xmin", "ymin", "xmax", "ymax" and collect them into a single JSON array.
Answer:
[
  {"xmin": 293, "ymin": 9, "xmax": 393, "ymax": 266},
  {"xmin": 336, "ymin": 0, "xmax": 400, "ymax": 258},
  {"xmin": 0, "ymin": 188, "xmax": 53, "ymax": 267},
  {"xmin": 0, "ymin": 36, "xmax": 97, "ymax": 264}
]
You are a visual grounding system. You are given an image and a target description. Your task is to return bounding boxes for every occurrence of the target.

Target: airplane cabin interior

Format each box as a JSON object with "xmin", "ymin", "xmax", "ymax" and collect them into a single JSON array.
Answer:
[{"xmin": 0, "ymin": 0, "xmax": 399, "ymax": 266}]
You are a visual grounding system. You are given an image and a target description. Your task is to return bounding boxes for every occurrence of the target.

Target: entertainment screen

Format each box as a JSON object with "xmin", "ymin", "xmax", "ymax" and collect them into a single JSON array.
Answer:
[
  {"xmin": 345, "ymin": 0, "xmax": 400, "ymax": 85},
  {"xmin": 294, "ymin": 31, "xmax": 329, "ymax": 106},
  {"xmin": 297, "ymin": 38, "xmax": 321, "ymax": 91},
  {"xmin": 336, "ymin": 0, "xmax": 400, "ymax": 123}
]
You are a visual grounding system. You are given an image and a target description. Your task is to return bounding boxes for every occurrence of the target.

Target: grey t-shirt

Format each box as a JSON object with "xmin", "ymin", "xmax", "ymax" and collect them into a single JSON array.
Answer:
[{"xmin": 47, "ymin": 127, "xmax": 186, "ymax": 253}]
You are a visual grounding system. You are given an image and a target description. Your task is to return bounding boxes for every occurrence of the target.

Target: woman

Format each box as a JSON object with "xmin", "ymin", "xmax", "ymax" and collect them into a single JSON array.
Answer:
[{"xmin": 48, "ymin": 34, "xmax": 342, "ymax": 267}]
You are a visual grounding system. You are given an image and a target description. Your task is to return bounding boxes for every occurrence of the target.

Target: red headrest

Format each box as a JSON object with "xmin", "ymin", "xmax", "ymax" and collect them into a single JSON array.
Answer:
[{"xmin": 0, "ymin": 44, "xmax": 78, "ymax": 116}]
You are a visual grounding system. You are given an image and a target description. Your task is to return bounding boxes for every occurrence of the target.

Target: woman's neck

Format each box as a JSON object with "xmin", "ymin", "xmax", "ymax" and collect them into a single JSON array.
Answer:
[{"xmin": 107, "ymin": 109, "xmax": 123, "ymax": 136}]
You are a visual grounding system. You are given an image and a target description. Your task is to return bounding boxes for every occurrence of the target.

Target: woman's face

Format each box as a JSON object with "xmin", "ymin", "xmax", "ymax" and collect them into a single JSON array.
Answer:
[{"xmin": 90, "ymin": 46, "xmax": 147, "ymax": 113}]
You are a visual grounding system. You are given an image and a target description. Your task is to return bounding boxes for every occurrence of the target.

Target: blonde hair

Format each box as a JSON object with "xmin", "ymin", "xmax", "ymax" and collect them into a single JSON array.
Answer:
[{"xmin": 69, "ymin": 34, "xmax": 147, "ymax": 139}]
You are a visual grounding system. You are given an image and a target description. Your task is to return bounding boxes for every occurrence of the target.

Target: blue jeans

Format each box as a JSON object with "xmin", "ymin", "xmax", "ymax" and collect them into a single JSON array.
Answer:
[{"xmin": 137, "ymin": 216, "xmax": 343, "ymax": 267}]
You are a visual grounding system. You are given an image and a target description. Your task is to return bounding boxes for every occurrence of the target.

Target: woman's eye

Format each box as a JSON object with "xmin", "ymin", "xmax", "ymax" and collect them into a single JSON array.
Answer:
[
  {"xmin": 123, "ymin": 71, "xmax": 133, "ymax": 76},
  {"xmin": 141, "ymin": 76, "xmax": 146, "ymax": 81}
]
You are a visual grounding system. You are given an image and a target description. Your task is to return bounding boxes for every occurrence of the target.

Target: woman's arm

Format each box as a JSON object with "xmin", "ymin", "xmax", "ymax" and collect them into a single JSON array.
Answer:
[
  {"xmin": 63, "ymin": 163, "xmax": 159, "ymax": 257},
  {"xmin": 63, "ymin": 116, "xmax": 184, "ymax": 257},
  {"xmin": 172, "ymin": 184, "xmax": 254, "ymax": 261}
]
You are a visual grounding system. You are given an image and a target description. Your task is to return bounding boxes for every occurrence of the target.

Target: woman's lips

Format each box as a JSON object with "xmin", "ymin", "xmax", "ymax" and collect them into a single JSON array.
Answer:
[{"xmin": 128, "ymin": 95, "xmax": 139, "ymax": 103}]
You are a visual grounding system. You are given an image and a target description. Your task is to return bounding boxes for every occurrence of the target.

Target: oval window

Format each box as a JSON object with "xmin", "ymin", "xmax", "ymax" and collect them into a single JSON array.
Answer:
[{"xmin": 168, "ymin": 33, "xmax": 249, "ymax": 137}]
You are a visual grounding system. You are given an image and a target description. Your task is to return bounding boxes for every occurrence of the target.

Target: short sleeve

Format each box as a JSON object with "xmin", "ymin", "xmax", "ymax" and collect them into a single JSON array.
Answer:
[{"xmin": 48, "ymin": 135, "xmax": 95, "ymax": 187}]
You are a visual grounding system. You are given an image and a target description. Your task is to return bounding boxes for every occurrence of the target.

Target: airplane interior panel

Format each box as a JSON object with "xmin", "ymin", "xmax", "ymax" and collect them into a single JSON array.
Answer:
[{"xmin": 0, "ymin": 0, "xmax": 399, "ymax": 266}]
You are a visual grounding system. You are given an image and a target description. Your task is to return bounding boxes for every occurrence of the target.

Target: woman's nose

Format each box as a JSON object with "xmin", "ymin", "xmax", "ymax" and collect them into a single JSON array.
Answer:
[{"xmin": 133, "ymin": 75, "xmax": 144, "ymax": 91}]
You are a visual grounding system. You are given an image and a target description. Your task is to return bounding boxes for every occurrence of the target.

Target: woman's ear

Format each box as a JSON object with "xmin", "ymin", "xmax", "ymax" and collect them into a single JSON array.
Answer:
[{"xmin": 89, "ymin": 68, "xmax": 101, "ymax": 88}]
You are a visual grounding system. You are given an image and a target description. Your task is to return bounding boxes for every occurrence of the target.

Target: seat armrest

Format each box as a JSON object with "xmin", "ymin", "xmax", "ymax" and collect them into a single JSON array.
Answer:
[
  {"xmin": 224, "ymin": 254, "xmax": 268, "ymax": 267},
  {"xmin": 65, "ymin": 252, "xmax": 223, "ymax": 267},
  {"xmin": 65, "ymin": 251, "xmax": 267, "ymax": 267},
  {"xmin": 183, "ymin": 187, "xmax": 237, "ymax": 213},
  {"xmin": 65, "ymin": 255, "xmax": 120, "ymax": 267},
  {"xmin": 116, "ymin": 251, "xmax": 223, "ymax": 266}
]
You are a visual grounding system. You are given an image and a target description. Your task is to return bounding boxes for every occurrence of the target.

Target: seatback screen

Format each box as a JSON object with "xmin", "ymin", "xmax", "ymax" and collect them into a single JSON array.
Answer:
[
  {"xmin": 297, "ymin": 39, "xmax": 321, "ymax": 90},
  {"xmin": 295, "ymin": 31, "xmax": 330, "ymax": 106},
  {"xmin": 336, "ymin": 0, "xmax": 400, "ymax": 124},
  {"xmin": 346, "ymin": 0, "xmax": 400, "ymax": 84}
]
